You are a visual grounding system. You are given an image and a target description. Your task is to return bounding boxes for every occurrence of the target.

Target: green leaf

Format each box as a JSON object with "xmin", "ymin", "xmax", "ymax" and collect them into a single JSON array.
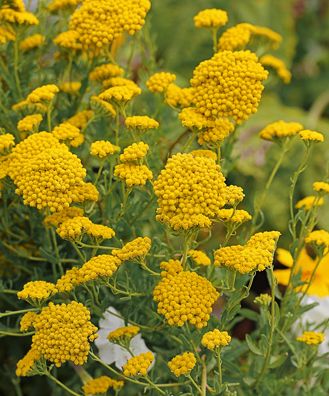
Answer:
[
  {"xmin": 268, "ymin": 353, "xmax": 288, "ymax": 368},
  {"xmin": 239, "ymin": 308, "xmax": 259, "ymax": 321},
  {"xmin": 245, "ymin": 334, "xmax": 264, "ymax": 356}
]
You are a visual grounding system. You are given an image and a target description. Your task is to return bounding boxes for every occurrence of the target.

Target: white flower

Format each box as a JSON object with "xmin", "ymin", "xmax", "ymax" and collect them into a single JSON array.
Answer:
[
  {"xmin": 95, "ymin": 306, "xmax": 154, "ymax": 369},
  {"xmin": 295, "ymin": 295, "xmax": 329, "ymax": 354}
]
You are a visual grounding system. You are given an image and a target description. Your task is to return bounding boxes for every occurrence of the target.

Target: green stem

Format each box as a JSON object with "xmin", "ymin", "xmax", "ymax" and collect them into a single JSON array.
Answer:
[
  {"xmin": 217, "ymin": 350, "xmax": 222, "ymax": 386},
  {"xmin": 145, "ymin": 376, "xmax": 166, "ymax": 395},
  {"xmin": 45, "ymin": 372, "xmax": 81, "ymax": 396},
  {"xmin": 0, "ymin": 308, "xmax": 39, "ymax": 319},
  {"xmin": 50, "ymin": 228, "xmax": 63, "ymax": 276},
  {"xmin": 0, "ymin": 330, "xmax": 34, "ymax": 337},
  {"xmin": 14, "ymin": 36, "xmax": 22, "ymax": 98},
  {"xmin": 298, "ymin": 255, "xmax": 324, "ymax": 305},
  {"xmin": 187, "ymin": 375, "xmax": 203, "ymax": 395}
]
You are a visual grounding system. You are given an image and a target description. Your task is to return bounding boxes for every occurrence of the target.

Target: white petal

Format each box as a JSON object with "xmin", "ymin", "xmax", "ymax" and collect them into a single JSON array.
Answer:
[{"xmin": 98, "ymin": 306, "xmax": 125, "ymax": 331}]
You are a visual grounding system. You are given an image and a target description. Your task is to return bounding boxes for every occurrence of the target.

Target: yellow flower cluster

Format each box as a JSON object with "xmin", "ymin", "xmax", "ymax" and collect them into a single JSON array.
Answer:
[
  {"xmin": 16, "ymin": 348, "xmax": 41, "ymax": 377},
  {"xmin": 17, "ymin": 114, "xmax": 43, "ymax": 132},
  {"xmin": 56, "ymin": 216, "xmax": 114, "ymax": 241},
  {"xmin": 44, "ymin": 207, "xmax": 84, "ymax": 227},
  {"xmin": 218, "ymin": 23, "xmax": 281, "ymax": 51},
  {"xmin": 7, "ymin": 132, "xmax": 97, "ymax": 212},
  {"xmin": 119, "ymin": 142, "xmax": 149, "ymax": 162},
  {"xmin": 48, "ymin": 0, "xmax": 81, "ymax": 12},
  {"xmin": 125, "ymin": 116, "xmax": 159, "ymax": 131},
  {"xmin": 112, "ymin": 237, "xmax": 151, "ymax": 261},
  {"xmin": 99, "ymin": 85, "xmax": 141, "ymax": 104},
  {"xmin": 52, "ymin": 122, "xmax": 83, "ymax": 146},
  {"xmin": 114, "ymin": 163, "xmax": 153, "ymax": 186},
  {"xmin": 103, "ymin": 77, "xmax": 138, "ymax": 89},
  {"xmin": 179, "ymin": 107, "xmax": 208, "ymax": 130},
  {"xmin": 0, "ymin": 7, "xmax": 39, "ymax": 26},
  {"xmin": 194, "ymin": 8, "xmax": 228, "ymax": 29},
  {"xmin": 198, "ymin": 118, "xmax": 235, "ymax": 146},
  {"xmin": 188, "ymin": 250, "xmax": 211, "ymax": 266},
  {"xmin": 19, "ymin": 34, "xmax": 45, "ymax": 51},
  {"xmin": 17, "ymin": 280, "xmax": 57, "ymax": 302},
  {"xmin": 191, "ymin": 50, "xmax": 268, "ymax": 124},
  {"xmin": 0, "ymin": 133, "xmax": 15, "ymax": 154},
  {"xmin": 147, "ymin": 72, "xmax": 176, "ymax": 93},
  {"xmin": 83, "ymin": 376, "xmax": 124, "ymax": 395},
  {"xmin": 153, "ymin": 266, "xmax": 219, "ymax": 328},
  {"xmin": 67, "ymin": 110, "xmax": 94, "ymax": 129},
  {"xmin": 123, "ymin": 352, "xmax": 154, "ymax": 377},
  {"xmin": 260, "ymin": 55, "xmax": 291, "ymax": 84},
  {"xmin": 201, "ymin": 329, "xmax": 231, "ymax": 350},
  {"xmin": 295, "ymin": 196, "xmax": 324, "ymax": 210},
  {"xmin": 59, "ymin": 81, "xmax": 81, "ymax": 94},
  {"xmin": 165, "ymin": 84, "xmax": 194, "ymax": 108},
  {"xmin": 254, "ymin": 293, "xmax": 272, "ymax": 306},
  {"xmin": 313, "ymin": 181, "xmax": 329, "ymax": 194},
  {"xmin": 168, "ymin": 352, "xmax": 196, "ymax": 377},
  {"xmin": 159, "ymin": 259, "xmax": 183, "ymax": 278},
  {"xmin": 296, "ymin": 331, "xmax": 325, "ymax": 346},
  {"xmin": 89, "ymin": 63, "xmax": 124, "ymax": 81},
  {"xmin": 259, "ymin": 120, "xmax": 303, "ymax": 141},
  {"xmin": 214, "ymin": 231, "xmax": 280, "ymax": 273},
  {"xmin": 108, "ymin": 325, "xmax": 140, "ymax": 342},
  {"xmin": 69, "ymin": 0, "xmax": 151, "ymax": 54},
  {"xmin": 90, "ymin": 96, "xmax": 116, "ymax": 117},
  {"xmin": 190, "ymin": 149, "xmax": 218, "ymax": 161},
  {"xmin": 154, "ymin": 152, "xmax": 244, "ymax": 230},
  {"xmin": 217, "ymin": 208, "xmax": 252, "ymax": 224},
  {"xmin": 26, "ymin": 84, "xmax": 59, "ymax": 104},
  {"xmin": 20, "ymin": 311, "xmax": 38, "ymax": 332},
  {"xmin": 305, "ymin": 230, "xmax": 329, "ymax": 250},
  {"xmin": 30, "ymin": 301, "xmax": 98, "ymax": 366},
  {"xmin": 90, "ymin": 140, "xmax": 120, "ymax": 158},
  {"xmin": 299, "ymin": 129, "xmax": 324, "ymax": 143},
  {"xmin": 0, "ymin": 25, "xmax": 15, "ymax": 45},
  {"xmin": 54, "ymin": 30, "xmax": 82, "ymax": 50}
]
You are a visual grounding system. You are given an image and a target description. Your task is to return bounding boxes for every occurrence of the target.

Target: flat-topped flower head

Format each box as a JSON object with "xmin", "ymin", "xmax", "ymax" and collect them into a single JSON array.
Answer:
[
  {"xmin": 90, "ymin": 140, "xmax": 120, "ymax": 158},
  {"xmin": 0, "ymin": 25, "xmax": 15, "ymax": 44},
  {"xmin": 297, "ymin": 331, "xmax": 325, "ymax": 346},
  {"xmin": 188, "ymin": 250, "xmax": 211, "ymax": 266},
  {"xmin": 0, "ymin": 8, "xmax": 39, "ymax": 25},
  {"xmin": 305, "ymin": 230, "xmax": 329, "ymax": 252},
  {"xmin": 77, "ymin": 254, "xmax": 121, "ymax": 283},
  {"xmin": 67, "ymin": 110, "xmax": 94, "ymax": 129},
  {"xmin": 154, "ymin": 152, "xmax": 244, "ymax": 230},
  {"xmin": 165, "ymin": 84, "xmax": 194, "ymax": 108},
  {"xmin": 17, "ymin": 280, "xmax": 57, "ymax": 302},
  {"xmin": 17, "ymin": 114, "xmax": 42, "ymax": 133},
  {"xmin": 299, "ymin": 129, "xmax": 324, "ymax": 143},
  {"xmin": 48, "ymin": 0, "xmax": 81, "ymax": 12},
  {"xmin": 159, "ymin": 259, "xmax": 183, "ymax": 277},
  {"xmin": 123, "ymin": 352, "xmax": 154, "ymax": 377},
  {"xmin": 179, "ymin": 107, "xmax": 209, "ymax": 130},
  {"xmin": 89, "ymin": 63, "xmax": 124, "ymax": 82},
  {"xmin": 112, "ymin": 237, "xmax": 151, "ymax": 261},
  {"xmin": 90, "ymin": 96, "xmax": 116, "ymax": 117},
  {"xmin": 168, "ymin": 352, "xmax": 196, "ymax": 377},
  {"xmin": 260, "ymin": 55, "xmax": 291, "ymax": 83},
  {"xmin": 0, "ymin": 133, "xmax": 15, "ymax": 154},
  {"xmin": 19, "ymin": 34, "xmax": 45, "ymax": 51},
  {"xmin": 201, "ymin": 329, "xmax": 231, "ymax": 350},
  {"xmin": 26, "ymin": 84, "xmax": 59, "ymax": 104},
  {"xmin": 215, "ymin": 231, "xmax": 280, "ymax": 273},
  {"xmin": 31, "ymin": 301, "xmax": 98, "ymax": 366},
  {"xmin": 313, "ymin": 181, "xmax": 329, "ymax": 194},
  {"xmin": 191, "ymin": 50, "xmax": 268, "ymax": 124},
  {"xmin": 125, "ymin": 116, "xmax": 159, "ymax": 131},
  {"xmin": 114, "ymin": 163, "xmax": 153, "ymax": 186},
  {"xmin": 198, "ymin": 118, "xmax": 235, "ymax": 145},
  {"xmin": 56, "ymin": 216, "xmax": 92, "ymax": 240},
  {"xmin": 153, "ymin": 269, "xmax": 219, "ymax": 328},
  {"xmin": 52, "ymin": 122, "xmax": 81, "ymax": 144},
  {"xmin": 53, "ymin": 30, "xmax": 82, "ymax": 50},
  {"xmin": 108, "ymin": 325, "xmax": 140, "ymax": 343},
  {"xmin": 217, "ymin": 208, "xmax": 252, "ymax": 224},
  {"xmin": 295, "ymin": 196, "xmax": 324, "ymax": 210},
  {"xmin": 16, "ymin": 348, "xmax": 41, "ymax": 377},
  {"xmin": 147, "ymin": 72, "xmax": 176, "ymax": 93},
  {"xmin": 69, "ymin": 0, "xmax": 151, "ymax": 54},
  {"xmin": 119, "ymin": 142, "xmax": 149, "ymax": 162},
  {"xmin": 82, "ymin": 376, "xmax": 124, "ymax": 395},
  {"xmin": 259, "ymin": 120, "xmax": 303, "ymax": 141},
  {"xmin": 20, "ymin": 312, "xmax": 38, "ymax": 332},
  {"xmin": 194, "ymin": 8, "xmax": 228, "ymax": 29},
  {"xmin": 99, "ymin": 85, "xmax": 141, "ymax": 104},
  {"xmin": 59, "ymin": 81, "xmax": 81, "ymax": 94},
  {"xmin": 44, "ymin": 207, "xmax": 84, "ymax": 227}
]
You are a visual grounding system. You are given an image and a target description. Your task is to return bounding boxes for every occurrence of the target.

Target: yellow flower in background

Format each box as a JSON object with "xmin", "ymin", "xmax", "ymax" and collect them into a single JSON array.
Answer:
[
  {"xmin": 20, "ymin": 311, "xmax": 38, "ymax": 332},
  {"xmin": 313, "ymin": 181, "xmax": 329, "ymax": 194},
  {"xmin": 188, "ymin": 249, "xmax": 211, "ymax": 266},
  {"xmin": 198, "ymin": 118, "xmax": 235, "ymax": 146},
  {"xmin": 53, "ymin": 30, "xmax": 82, "ymax": 50},
  {"xmin": 0, "ymin": 133, "xmax": 15, "ymax": 154},
  {"xmin": 48, "ymin": 0, "xmax": 81, "ymax": 12},
  {"xmin": 90, "ymin": 96, "xmax": 116, "ymax": 117},
  {"xmin": 297, "ymin": 331, "xmax": 325, "ymax": 346},
  {"xmin": 26, "ymin": 84, "xmax": 59, "ymax": 104},
  {"xmin": 119, "ymin": 142, "xmax": 149, "ymax": 162},
  {"xmin": 146, "ymin": 72, "xmax": 176, "ymax": 93},
  {"xmin": 0, "ymin": 25, "xmax": 15, "ymax": 44},
  {"xmin": 90, "ymin": 140, "xmax": 120, "ymax": 158},
  {"xmin": 17, "ymin": 114, "xmax": 43, "ymax": 133},
  {"xmin": 44, "ymin": 206, "xmax": 84, "ymax": 227},
  {"xmin": 123, "ymin": 352, "xmax": 154, "ymax": 377},
  {"xmin": 59, "ymin": 81, "xmax": 81, "ymax": 94},
  {"xmin": 67, "ymin": 110, "xmax": 94, "ymax": 129},
  {"xmin": 260, "ymin": 54, "xmax": 291, "ymax": 83},
  {"xmin": 17, "ymin": 280, "xmax": 57, "ymax": 301},
  {"xmin": 305, "ymin": 230, "xmax": 329, "ymax": 251},
  {"xmin": 201, "ymin": 329, "xmax": 231, "ymax": 350},
  {"xmin": 295, "ymin": 196, "xmax": 324, "ymax": 210},
  {"xmin": 19, "ymin": 34, "xmax": 45, "ymax": 51},
  {"xmin": 179, "ymin": 107, "xmax": 209, "ymax": 130},
  {"xmin": 168, "ymin": 352, "xmax": 196, "ymax": 377},
  {"xmin": 217, "ymin": 208, "xmax": 252, "ymax": 224},
  {"xmin": 194, "ymin": 8, "xmax": 228, "ymax": 29},
  {"xmin": 274, "ymin": 248, "xmax": 329, "ymax": 297},
  {"xmin": 89, "ymin": 63, "xmax": 124, "ymax": 81},
  {"xmin": 16, "ymin": 348, "xmax": 41, "ymax": 377},
  {"xmin": 125, "ymin": 116, "xmax": 159, "ymax": 131},
  {"xmin": 114, "ymin": 163, "xmax": 153, "ymax": 186},
  {"xmin": 107, "ymin": 325, "xmax": 140, "ymax": 343},
  {"xmin": 82, "ymin": 376, "xmax": 124, "ymax": 395},
  {"xmin": 165, "ymin": 84, "xmax": 194, "ymax": 108},
  {"xmin": 299, "ymin": 129, "xmax": 324, "ymax": 143},
  {"xmin": 112, "ymin": 237, "xmax": 151, "ymax": 261},
  {"xmin": 0, "ymin": 8, "xmax": 39, "ymax": 25},
  {"xmin": 259, "ymin": 120, "xmax": 303, "ymax": 141},
  {"xmin": 99, "ymin": 85, "xmax": 141, "ymax": 104}
]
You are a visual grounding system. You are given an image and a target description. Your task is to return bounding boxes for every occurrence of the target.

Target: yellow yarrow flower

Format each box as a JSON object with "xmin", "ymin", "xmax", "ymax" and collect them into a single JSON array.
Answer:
[
  {"xmin": 297, "ymin": 331, "xmax": 325, "ymax": 346},
  {"xmin": 16, "ymin": 348, "xmax": 41, "ymax": 377},
  {"xmin": 123, "ymin": 352, "xmax": 154, "ymax": 377},
  {"xmin": 119, "ymin": 142, "xmax": 149, "ymax": 162},
  {"xmin": 217, "ymin": 208, "xmax": 252, "ymax": 224},
  {"xmin": 0, "ymin": 8, "xmax": 39, "ymax": 25},
  {"xmin": 19, "ymin": 34, "xmax": 45, "ymax": 51},
  {"xmin": 90, "ymin": 140, "xmax": 120, "ymax": 158},
  {"xmin": 17, "ymin": 280, "xmax": 57, "ymax": 302},
  {"xmin": 0, "ymin": 133, "xmax": 15, "ymax": 154},
  {"xmin": 125, "ymin": 116, "xmax": 159, "ymax": 131},
  {"xmin": 52, "ymin": 122, "xmax": 81, "ymax": 144},
  {"xmin": 89, "ymin": 63, "xmax": 124, "ymax": 81},
  {"xmin": 313, "ymin": 181, "xmax": 329, "ymax": 194},
  {"xmin": 159, "ymin": 259, "xmax": 183, "ymax": 278},
  {"xmin": 259, "ymin": 120, "xmax": 303, "ymax": 141},
  {"xmin": 17, "ymin": 114, "xmax": 43, "ymax": 133},
  {"xmin": 48, "ymin": 0, "xmax": 81, "ymax": 12},
  {"xmin": 194, "ymin": 8, "xmax": 228, "ymax": 29},
  {"xmin": 112, "ymin": 237, "xmax": 151, "ymax": 261},
  {"xmin": 107, "ymin": 325, "xmax": 140, "ymax": 342},
  {"xmin": 44, "ymin": 206, "xmax": 84, "ymax": 227},
  {"xmin": 83, "ymin": 376, "xmax": 124, "ymax": 395},
  {"xmin": 305, "ymin": 230, "xmax": 329, "ymax": 251},
  {"xmin": 20, "ymin": 311, "xmax": 38, "ymax": 332},
  {"xmin": 90, "ymin": 96, "xmax": 116, "ymax": 117},
  {"xmin": 260, "ymin": 54, "xmax": 291, "ymax": 84},
  {"xmin": 114, "ymin": 163, "xmax": 153, "ymax": 186},
  {"xmin": 168, "ymin": 352, "xmax": 196, "ymax": 377},
  {"xmin": 67, "ymin": 110, "xmax": 94, "ymax": 129},
  {"xmin": 59, "ymin": 81, "xmax": 81, "ymax": 94},
  {"xmin": 295, "ymin": 196, "xmax": 324, "ymax": 210},
  {"xmin": 201, "ymin": 329, "xmax": 231, "ymax": 350},
  {"xmin": 299, "ymin": 129, "xmax": 324, "ymax": 143},
  {"xmin": 99, "ymin": 85, "xmax": 141, "ymax": 104},
  {"xmin": 26, "ymin": 84, "xmax": 59, "ymax": 104},
  {"xmin": 53, "ymin": 30, "xmax": 82, "ymax": 50},
  {"xmin": 146, "ymin": 72, "xmax": 176, "ymax": 93},
  {"xmin": 214, "ymin": 231, "xmax": 280, "ymax": 273},
  {"xmin": 0, "ymin": 25, "xmax": 15, "ymax": 44},
  {"xmin": 188, "ymin": 249, "xmax": 211, "ymax": 266},
  {"xmin": 198, "ymin": 118, "xmax": 235, "ymax": 145},
  {"xmin": 179, "ymin": 107, "xmax": 209, "ymax": 130}
]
